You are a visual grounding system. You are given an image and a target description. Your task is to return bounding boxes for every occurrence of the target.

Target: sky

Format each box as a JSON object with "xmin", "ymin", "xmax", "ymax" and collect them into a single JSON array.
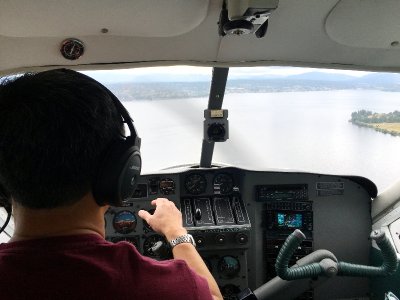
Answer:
[{"xmin": 83, "ymin": 66, "xmax": 371, "ymax": 84}]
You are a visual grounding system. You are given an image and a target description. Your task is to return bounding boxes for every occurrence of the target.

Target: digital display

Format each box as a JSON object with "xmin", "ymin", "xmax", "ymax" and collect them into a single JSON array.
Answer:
[{"xmin": 277, "ymin": 212, "xmax": 302, "ymax": 228}]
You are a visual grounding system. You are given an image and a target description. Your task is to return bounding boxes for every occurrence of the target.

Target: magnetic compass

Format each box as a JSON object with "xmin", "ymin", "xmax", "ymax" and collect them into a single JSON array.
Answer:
[{"xmin": 60, "ymin": 38, "xmax": 85, "ymax": 60}]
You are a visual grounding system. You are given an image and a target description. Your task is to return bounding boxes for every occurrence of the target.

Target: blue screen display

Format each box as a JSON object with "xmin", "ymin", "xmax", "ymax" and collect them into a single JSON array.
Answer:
[{"xmin": 277, "ymin": 213, "xmax": 302, "ymax": 228}]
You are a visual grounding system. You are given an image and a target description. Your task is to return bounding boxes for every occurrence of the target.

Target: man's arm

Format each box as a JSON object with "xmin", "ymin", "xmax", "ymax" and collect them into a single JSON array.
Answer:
[{"xmin": 138, "ymin": 198, "xmax": 223, "ymax": 300}]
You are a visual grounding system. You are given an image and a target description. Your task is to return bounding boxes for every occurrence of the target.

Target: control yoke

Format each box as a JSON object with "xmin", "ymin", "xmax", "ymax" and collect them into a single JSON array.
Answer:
[
  {"xmin": 238, "ymin": 228, "xmax": 399, "ymax": 300},
  {"xmin": 275, "ymin": 229, "xmax": 398, "ymax": 280}
]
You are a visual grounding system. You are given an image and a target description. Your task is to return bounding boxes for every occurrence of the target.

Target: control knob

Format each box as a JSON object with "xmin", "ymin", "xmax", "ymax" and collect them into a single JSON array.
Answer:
[
  {"xmin": 235, "ymin": 233, "xmax": 248, "ymax": 245},
  {"xmin": 195, "ymin": 208, "xmax": 202, "ymax": 221},
  {"xmin": 194, "ymin": 235, "xmax": 205, "ymax": 248},
  {"xmin": 216, "ymin": 234, "xmax": 226, "ymax": 245}
]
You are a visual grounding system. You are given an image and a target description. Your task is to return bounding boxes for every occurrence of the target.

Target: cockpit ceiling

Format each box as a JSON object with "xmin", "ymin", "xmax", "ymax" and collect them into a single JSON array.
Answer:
[{"xmin": 1, "ymin": 0, "xmax": 400, "ymax": 75}]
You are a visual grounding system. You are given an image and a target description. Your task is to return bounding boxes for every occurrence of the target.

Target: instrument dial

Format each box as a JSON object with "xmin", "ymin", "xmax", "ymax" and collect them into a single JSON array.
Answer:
[
  {"xmin": 218, "ymin": 256, "xmax": 240, "ymax": 278},
  {"xmin": 113, "ymin": 210, "xmax": 137, "ymax": 234},
  {"xmin": 213, "ymin": 173, "xmax": 234, "ymax": 194},
  {"xmin": 159, "ymin": 178, "xmax": 175, "ymax": 195},
  {"xmin": 60, "ymin": 38, "xmax": 85, "ymax": 60},
  {"xmin": 220, "ymin": 284, "xmax": 241, "ymax": 300},
  {"xmin": 185, "ymin": 173, "xmax": 207, "ymax": 195},
  {"xmin": 143, "ymin": 234, "xmax": 167, "ymax": 258}
]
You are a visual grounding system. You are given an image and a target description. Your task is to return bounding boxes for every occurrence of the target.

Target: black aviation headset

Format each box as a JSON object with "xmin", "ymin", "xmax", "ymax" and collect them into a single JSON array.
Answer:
[
  {"xmin": 0, "ymin": 185, "xmax": 11, "ymax": 234},
  {"xmin": 78, "ymin": 71, "xmax": 142, "ymax": 207},
  {"xmin": 0, "ymin": 69, "xmax": 141, "ymax": 231}
]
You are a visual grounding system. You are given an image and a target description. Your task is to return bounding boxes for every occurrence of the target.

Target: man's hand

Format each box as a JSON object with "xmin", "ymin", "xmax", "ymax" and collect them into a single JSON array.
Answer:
[
  {"xmin": 138, "ymin": 198, "xmax": 223, "ymax": 300},
  {"xmin": 138, "ymin": 198, "xmax": 187, "ymax": 241}
]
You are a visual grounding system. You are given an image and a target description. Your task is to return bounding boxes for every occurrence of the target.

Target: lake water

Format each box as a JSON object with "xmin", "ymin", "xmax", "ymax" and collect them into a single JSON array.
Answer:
[{"xmin": 121, "ymin": 90, "xmax": 400, "ymax": 194}]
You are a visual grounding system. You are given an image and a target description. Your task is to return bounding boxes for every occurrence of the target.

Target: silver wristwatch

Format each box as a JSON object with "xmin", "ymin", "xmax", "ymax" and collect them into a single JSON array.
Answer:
[{"xmin": 169, "ymin": 234, "xmax": 196, "ymax": 248}]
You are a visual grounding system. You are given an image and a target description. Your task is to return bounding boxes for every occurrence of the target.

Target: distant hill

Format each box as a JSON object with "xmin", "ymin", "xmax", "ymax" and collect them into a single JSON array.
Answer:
[
  {"xmin": 90, "ymin": 72, "xmax": 211, "ymax": 83},
  {"xmin": 286, "ymin": 72, "xmax": 356, "ymax": 82},
  {"xmin": 102, "ymin": 71, "xmax": 400, "ymax": 100},
  {"xmin": 355, "ymin": 73, "xmax": 400, "ymax": 85}
]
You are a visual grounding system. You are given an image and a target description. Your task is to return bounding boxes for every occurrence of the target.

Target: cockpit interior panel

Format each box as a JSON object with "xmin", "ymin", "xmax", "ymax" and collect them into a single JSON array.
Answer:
[{"xmin": 105, "ymin": 166, "xmax": 374, "ymax": 300}]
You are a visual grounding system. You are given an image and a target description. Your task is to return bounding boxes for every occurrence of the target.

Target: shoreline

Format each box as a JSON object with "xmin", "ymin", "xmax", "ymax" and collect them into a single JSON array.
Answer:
[{"xmin": 350, "ymin": 120, "xmax": 400, "ymax": 136}]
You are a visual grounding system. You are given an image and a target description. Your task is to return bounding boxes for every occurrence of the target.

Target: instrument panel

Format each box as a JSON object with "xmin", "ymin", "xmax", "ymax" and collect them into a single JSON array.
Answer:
[{"xmin": 104, "ymin": 166, "xmax": 376, "ymax": 300}]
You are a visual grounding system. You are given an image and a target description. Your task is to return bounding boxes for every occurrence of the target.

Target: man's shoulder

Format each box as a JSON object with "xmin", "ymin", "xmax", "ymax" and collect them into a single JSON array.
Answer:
[{"xmin": 0, "ymin": 234, "xmax": 213, "ymax": 300}]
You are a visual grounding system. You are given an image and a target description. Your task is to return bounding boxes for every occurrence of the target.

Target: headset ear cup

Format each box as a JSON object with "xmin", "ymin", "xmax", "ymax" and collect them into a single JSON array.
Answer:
[
  {"xmin": 0, "ymin": 184, "xmax": 10, "ymax": 207},
  {"xmin": 118, "ymin": 146, "xmax": 141, "ymax": 202},
  {"xmin": 93, "ymin": 140, "xmax": 141, "ymax": 207}
]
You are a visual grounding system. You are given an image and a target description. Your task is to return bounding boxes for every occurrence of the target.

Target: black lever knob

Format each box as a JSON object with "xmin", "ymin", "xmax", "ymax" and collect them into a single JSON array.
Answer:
[{"xmin": 195, "ymin": 208, "xmax": 202, "ymax": 221}]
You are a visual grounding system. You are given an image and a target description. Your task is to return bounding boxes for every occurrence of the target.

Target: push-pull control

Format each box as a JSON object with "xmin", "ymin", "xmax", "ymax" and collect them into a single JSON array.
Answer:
[{"xmin": 195, "ymin": 208, "xmax": 202, "ymax": 221}]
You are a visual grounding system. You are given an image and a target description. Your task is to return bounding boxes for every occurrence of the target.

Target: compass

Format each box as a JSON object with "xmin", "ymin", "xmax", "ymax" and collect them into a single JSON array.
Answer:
[{"xmin": 60, "ymin": 38, "xmax": 85, "ymax": 60}]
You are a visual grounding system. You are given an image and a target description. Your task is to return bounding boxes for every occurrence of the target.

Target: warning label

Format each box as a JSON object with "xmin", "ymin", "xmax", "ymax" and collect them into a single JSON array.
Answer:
[{"xmin": 316, "ymin": 182, "xmax": 344, "ymax": 197}]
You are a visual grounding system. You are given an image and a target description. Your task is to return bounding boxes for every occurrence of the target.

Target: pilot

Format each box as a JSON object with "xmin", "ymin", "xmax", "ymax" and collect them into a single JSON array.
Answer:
[{"xmin": 0, "ymin": 69, "xmax": 223, "ymax": 300}]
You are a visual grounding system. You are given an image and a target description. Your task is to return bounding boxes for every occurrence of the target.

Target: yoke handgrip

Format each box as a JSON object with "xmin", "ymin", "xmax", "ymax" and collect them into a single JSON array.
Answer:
[
  {"xmin": 275, "ymin": 228, "xmax": 399, "ymax": 281},
  {"xmin": 337, "ymin": 229, "xmax": 398, "ymax": 277},
  {"xmin": 275, "ymin": 229, "xmax": 324, "ymax": 280}
]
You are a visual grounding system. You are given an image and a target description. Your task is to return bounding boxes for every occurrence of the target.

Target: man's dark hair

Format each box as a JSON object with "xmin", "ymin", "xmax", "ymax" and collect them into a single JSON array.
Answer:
[{"xmin": 0, "ymin": 69, "xmax": 124, "ymax": 208}]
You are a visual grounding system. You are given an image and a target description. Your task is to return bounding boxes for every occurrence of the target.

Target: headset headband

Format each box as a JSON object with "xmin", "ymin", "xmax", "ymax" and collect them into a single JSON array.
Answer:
[{"xmin": 73, "ymin": 70, "xmax": 141, "ymax": 146}]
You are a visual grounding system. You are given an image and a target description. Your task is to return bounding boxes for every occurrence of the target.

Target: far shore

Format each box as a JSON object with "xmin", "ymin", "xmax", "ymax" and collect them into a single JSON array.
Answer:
[{"xmin": 351, "ymin": 120, "xmax": 400, "ymax": 136}]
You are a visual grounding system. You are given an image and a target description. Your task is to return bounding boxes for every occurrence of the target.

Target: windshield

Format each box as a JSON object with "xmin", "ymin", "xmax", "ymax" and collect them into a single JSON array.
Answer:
[{"xmin": 86, "ymin": 66, "xmax": 400, "ymax": 193}]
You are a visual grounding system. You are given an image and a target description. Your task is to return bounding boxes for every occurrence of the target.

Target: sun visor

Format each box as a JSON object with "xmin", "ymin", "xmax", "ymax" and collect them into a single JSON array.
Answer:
[
  {"xmin": 0, "ymin": 0, "xmax": 209, "ymax": 38},
  {"xmin": 325, "ymin": 0, "xmax": 400, "ymax": 49}
]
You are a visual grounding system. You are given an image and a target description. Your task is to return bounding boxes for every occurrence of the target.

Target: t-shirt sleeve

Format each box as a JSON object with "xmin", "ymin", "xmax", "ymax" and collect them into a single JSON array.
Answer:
[
  {"xmin": 176, "ymin": 260, "xmax": 213, "ymax": 300},
  {"xmin": 130, "ymin": 250, "xmax": 215, "ymax": 300},
  {"xmin": 182, "ymin": 262, "xmax": 214, "ymax": 300}
]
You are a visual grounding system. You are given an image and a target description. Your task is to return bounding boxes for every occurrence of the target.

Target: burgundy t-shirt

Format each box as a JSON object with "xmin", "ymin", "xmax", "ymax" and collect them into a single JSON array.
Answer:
[{"xmin": 0, "ymin": 234, "xmax": 213, "ymax": 300}]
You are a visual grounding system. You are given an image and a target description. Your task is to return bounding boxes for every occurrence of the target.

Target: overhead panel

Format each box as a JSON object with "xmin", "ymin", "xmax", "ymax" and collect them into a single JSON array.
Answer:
[
  {"xmin": 326, "ymin": 0, "xmax": 400, "ymax": 49},
  {"xmin": 0, "ymin": 0, "xmax": 209, "ymax": 38}
]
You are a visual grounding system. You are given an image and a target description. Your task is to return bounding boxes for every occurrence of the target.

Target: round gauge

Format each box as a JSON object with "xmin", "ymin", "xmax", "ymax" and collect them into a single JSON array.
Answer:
[
  {"xmin": 218, "ymin": 256, "xmax": 240, "ymax": 279},
  {"xmin": 113, "ymin": 210, "xmax": 137, "ymax": 234},
  {"xmin": 220, "ymin": 284, "xmax": 241, "ymax": 300},
  {"xmin": 143, "ymin": 234, "xmax": 167, "ymax": 258},
  {"xmin": 213, "ymin": 173, "xmax": 234, "ymax": 194},
  {"xmin": 159, "ymin": 178, "xmax": 175, "ymax": 195},
  {"xmin": 60, "ymin": 38, "xmax": 85, "ymax": 60},
  {"xmin": 184, "ymin": 173, "xmax": 207, "ymax": 195}
]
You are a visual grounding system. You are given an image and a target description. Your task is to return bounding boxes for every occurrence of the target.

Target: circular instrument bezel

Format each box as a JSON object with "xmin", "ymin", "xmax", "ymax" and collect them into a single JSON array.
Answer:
[
  {"xmin": 112, "ymin": 210, "xmax": 137, "ymax": 234},
  {"xmin": 217, "ymin": 255, "xmax": 241, "ymax": 279},
  {"xmin": 184, "ymin": 173, "xmax": 207, "ymax": 195},
  {"xmin": 60, "ymin": 38, "xmax": 85, "ymax": 60},
  {"xmin": 213, "ymin": 173, "xmax": 234, "ymax": 194},
  {"xmin": 159, "ymin": 178, "xmax": 175, "ymax": 195},
  {"xmin": 143, "ymin": 234, "xmax": 166, "ymax": 257}
]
